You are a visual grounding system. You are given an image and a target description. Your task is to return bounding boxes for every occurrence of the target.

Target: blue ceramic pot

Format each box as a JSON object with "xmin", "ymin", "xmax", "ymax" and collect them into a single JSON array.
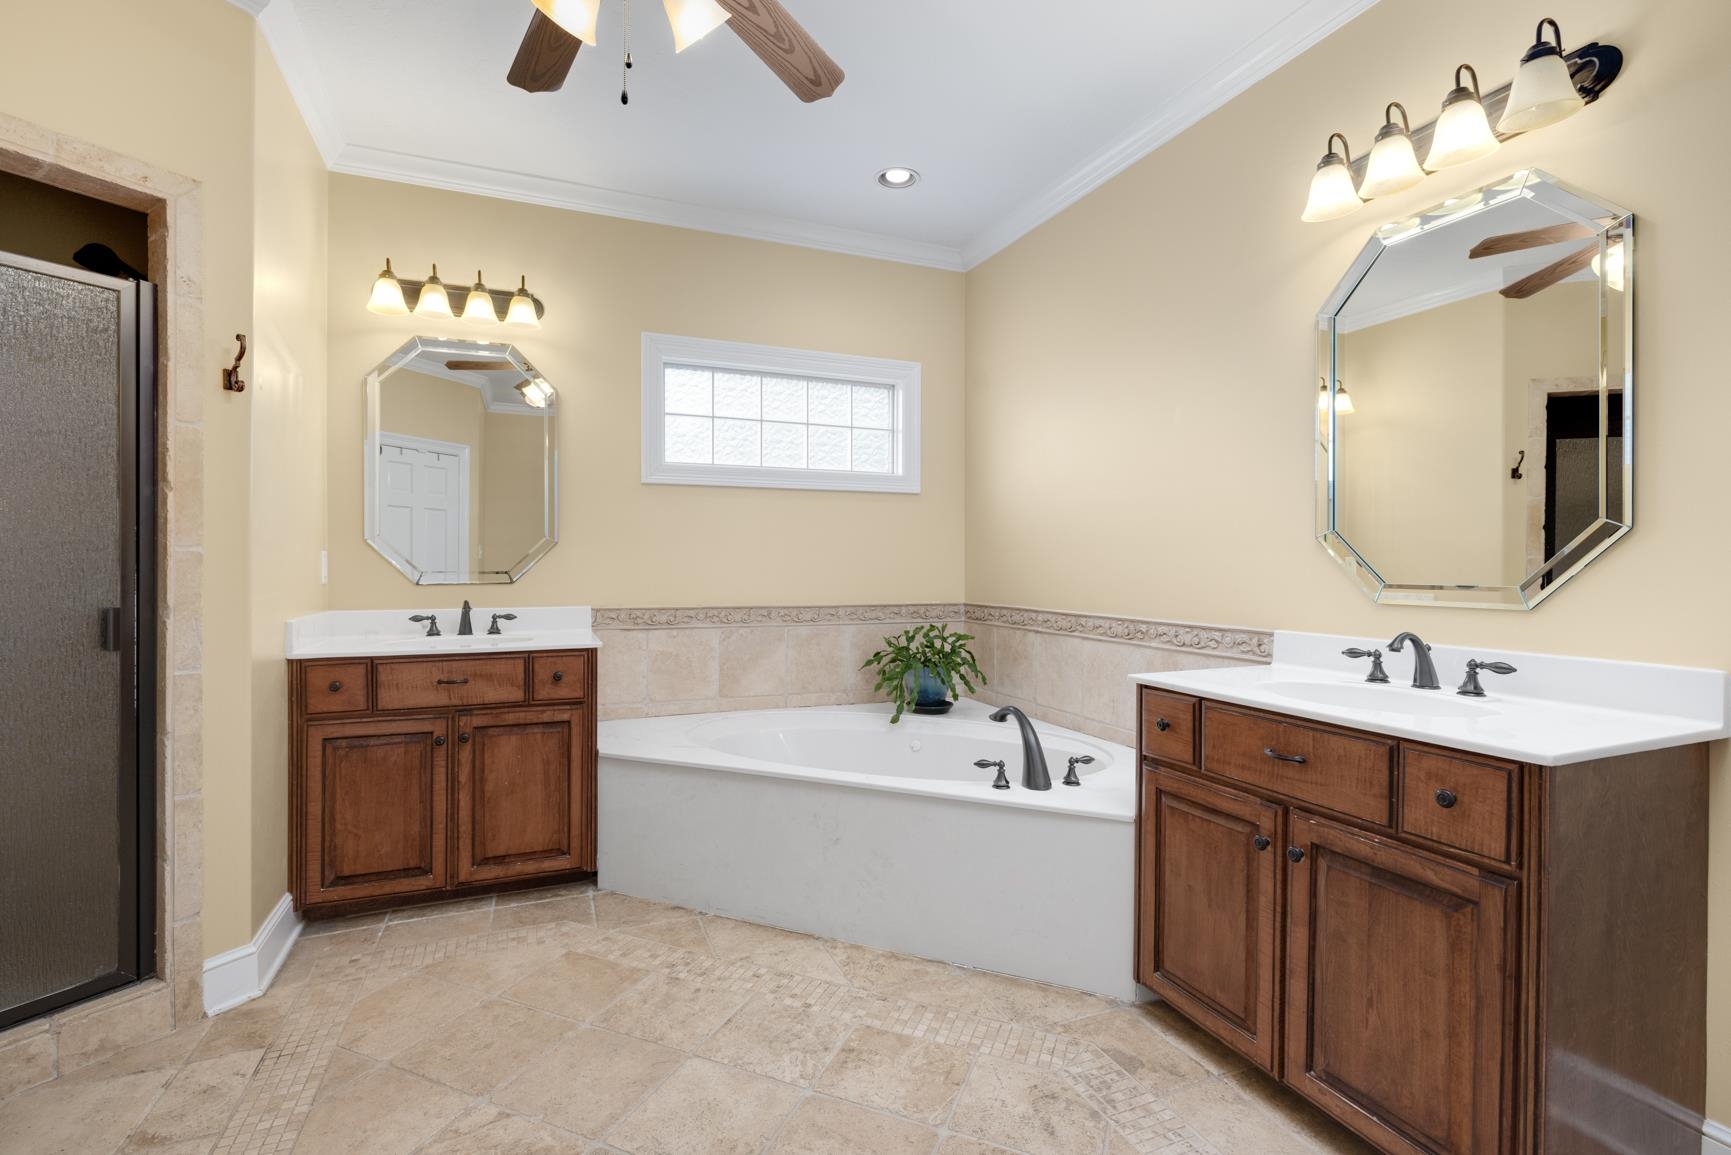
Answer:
[{"xmin": 906, "ymin": 666, "xmax": 949, "ymax": 707}]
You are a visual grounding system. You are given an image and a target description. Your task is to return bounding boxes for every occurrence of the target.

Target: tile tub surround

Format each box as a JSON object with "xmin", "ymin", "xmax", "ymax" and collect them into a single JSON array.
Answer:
[
  {"xmin": 0, "ymin": 121, "xmax": 208, "ymax": 1084},
  {"xmin": 593, "ymin": 602, "xmax": 1273, "ymax": 741},
  {"xmin": 0, "ymin": 885, "xmax": 1376, "ymax": 1154}
]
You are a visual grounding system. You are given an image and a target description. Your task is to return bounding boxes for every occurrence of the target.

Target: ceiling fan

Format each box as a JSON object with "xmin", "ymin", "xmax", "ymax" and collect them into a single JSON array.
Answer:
[
  {"xmin": 507, "ymin": 0, "xmax": 845, "ymax": 104},
  {"xmin": 1468, "ymin": 220, "xmax": 1618, "ymax": 300}
]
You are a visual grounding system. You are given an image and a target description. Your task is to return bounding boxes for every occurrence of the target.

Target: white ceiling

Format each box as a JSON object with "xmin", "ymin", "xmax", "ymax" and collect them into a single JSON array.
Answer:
[{"xmin": 251, "ymin": 0, "xmax": 1378, "ymax": 270}]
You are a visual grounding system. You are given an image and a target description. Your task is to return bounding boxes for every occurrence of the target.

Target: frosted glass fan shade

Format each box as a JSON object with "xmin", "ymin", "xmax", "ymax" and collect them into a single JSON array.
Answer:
[
  {"xmin": 532, "ymin": 0, "xmax": 600, "ymax": 45},
  {"xmin": 366, "ymin": 262, "xmax": 408, "ymax": 315},
  {"xmin": 1301, "ymin": 156, "xmax": 1361, "ymax": 223},
  {"xmin": 664, "ymin": 0, "xmax": 730, "ymax": 52},
  {"xmin": 1425, "ymin": 92, "xmax": 1500, "ymax": 169},
  {"xmin": 1360, "ymin": 127, "xmax": 1425, "ymax": 198},
  {"xmin": 1499, "ymin": 50, "xmax": 1584, "ymax": 133}
]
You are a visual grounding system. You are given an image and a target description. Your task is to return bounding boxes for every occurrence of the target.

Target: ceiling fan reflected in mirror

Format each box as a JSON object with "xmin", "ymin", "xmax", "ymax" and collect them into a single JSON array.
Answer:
[
  {"xmin": 1468, "ymin": 218, "xmax": 1623, "ymax": 300},
  {"xmin": 507, "ymin": 0, "xmax": 844, "ymax": 105}
]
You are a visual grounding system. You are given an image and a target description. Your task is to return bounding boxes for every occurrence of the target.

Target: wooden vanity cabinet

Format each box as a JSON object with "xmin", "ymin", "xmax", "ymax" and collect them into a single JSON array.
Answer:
[
  {"xmin": 289, "ymin": 649, "xmax": 597, "ymax": 917},
  {"xmin": 1134, "ymin": 685, "xmax": 1709, "ymax": 1155}
]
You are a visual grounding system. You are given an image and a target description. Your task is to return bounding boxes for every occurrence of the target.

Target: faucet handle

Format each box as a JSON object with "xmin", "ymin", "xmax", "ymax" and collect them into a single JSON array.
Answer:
[
  {"xmin": 408, "ymin": 613, "xmax": 441, "ymax": 637},
  {"xmin": 1341, "ymin": 647, "xmax": 1391, "ymax": 684},
  {"xmin": 1063, "ymin": 754, "xmax": 1095, "ymax": 787},
  {"xmin": 1457, "ymin": 659, "xmax": 1517, "ymax": 697},
  {"xmin": 487, "ymin": 612, "xmax": 518, "ymax": 636},
  {"xmin": 974, "ymin": 758, "xmax": 1011, "ymax": 790}
]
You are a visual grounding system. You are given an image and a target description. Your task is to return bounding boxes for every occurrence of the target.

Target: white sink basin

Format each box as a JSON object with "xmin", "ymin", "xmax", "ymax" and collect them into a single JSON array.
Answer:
[
  {"xmin": 1263, "ymin": 680, "xmax": 1496, "ymax": 719},
  {"xmin": 285, "ymin": 607, "xmax": 600, "ymax": 660}
]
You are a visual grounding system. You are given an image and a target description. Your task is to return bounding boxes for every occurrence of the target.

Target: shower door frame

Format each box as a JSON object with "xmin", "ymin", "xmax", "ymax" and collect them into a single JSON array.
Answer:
[{"xmin": 0, "ymin": 251, "xmax": 158, "ymax": 1030}]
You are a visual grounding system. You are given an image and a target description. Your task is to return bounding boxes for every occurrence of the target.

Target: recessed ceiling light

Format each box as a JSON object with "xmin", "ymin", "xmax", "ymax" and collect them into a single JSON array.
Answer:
[{"xmin": 877, "ymin": 167, "xmax": 920, "ymax": 189}]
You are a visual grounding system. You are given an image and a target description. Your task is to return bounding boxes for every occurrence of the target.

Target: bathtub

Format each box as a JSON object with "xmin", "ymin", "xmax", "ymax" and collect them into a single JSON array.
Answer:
[{"xmin": 597, "ymin": 700, "xmax": 1137, "ymax": 999}]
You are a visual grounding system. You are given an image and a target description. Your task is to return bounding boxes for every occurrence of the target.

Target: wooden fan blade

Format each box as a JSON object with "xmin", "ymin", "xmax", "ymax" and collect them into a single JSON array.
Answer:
[
  {"xmin": 1469, "ymin": 222, "xmax": 1595, "ymax": 260},
  {"xmin": 445, "ymin": 360, "xmax": 506, "ymax": 372},
  {"xmin": 713, "ymin": 0, "xmax": 844, "ymax": 102},
  {"xmin": 508, "ymin": 10, "xmax": 582, "ymax": 93},
  {"xmin": 1500, "ymin": 243, "xmax": 1597, "ymax": 300}
]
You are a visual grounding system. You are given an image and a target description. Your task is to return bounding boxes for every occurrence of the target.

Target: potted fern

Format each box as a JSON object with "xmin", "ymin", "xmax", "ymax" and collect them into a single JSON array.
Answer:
[{"xmin": 860, "ymin": 623, "xmax": 987, "ymax": 722}]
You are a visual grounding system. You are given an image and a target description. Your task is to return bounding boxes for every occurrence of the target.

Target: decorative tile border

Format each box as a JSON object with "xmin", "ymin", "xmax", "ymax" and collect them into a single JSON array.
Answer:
[
  {"xmin": 595, "ymin": 603, "xmax": 963, "ymax": 629},
  {"xmin": 965, "ymin": 603, "xmax": 1272, "ymax": 660}
]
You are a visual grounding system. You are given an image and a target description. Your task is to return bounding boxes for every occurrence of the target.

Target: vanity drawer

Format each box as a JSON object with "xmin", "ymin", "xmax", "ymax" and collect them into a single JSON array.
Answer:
[
  {"xmin": 531, "ymin": 651, "xmax": 591, "ymax": 702},
  {"xmin": 1201, "ymin": 705, "xmax": 1393, "ymax": 826},
  {"xmin": 1398, "ymin": 747, "xmax": 1519, "ymax": 865},
  {"xmin": 374, "ymin": 656, "xmax": 527, "ymax": 711},
  {"xmin": 1140, "ymin": 688, "xmax": 1199, "ymax": 767},
  {"xmin": 303, "ymin": 661, "xmax": 370, "ymax": 715}
]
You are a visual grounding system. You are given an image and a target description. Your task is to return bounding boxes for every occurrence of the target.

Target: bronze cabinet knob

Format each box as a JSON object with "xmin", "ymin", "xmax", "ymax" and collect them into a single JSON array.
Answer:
[
  {"xmin": 1155, "ymin": 717, "xmax": 1171, "ymax": 732},
  {"xmin": 552, "ymin": 670, "xmax": 564, "ymax": 683},
  {"xmin": 328, "ymin": 680, "xmax": 342, "ymax": 693},
  {"xmin": 1286, "ymin": 846, "xmax": 1306, "ymax": 863},
  {"xmin": 1253, "ymin": 835, "xmax": 1272, "ymax": 851},
  {"xmin": 1435, "ymin": 788, "xmax": 1458, "ymax": 809},
  {"xmin": 433, "ymin": 735, "xmax": 446, "ymax": 747}
]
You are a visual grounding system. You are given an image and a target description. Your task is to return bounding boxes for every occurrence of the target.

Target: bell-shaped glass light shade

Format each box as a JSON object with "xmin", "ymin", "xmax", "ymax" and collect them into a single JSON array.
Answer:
[
  {"xmin": 505, "ymin": 277, "xmax": 541, "ymax": 328},
  {"xmin": 663, "ymin": 0, "xmax": 730, "ymax": 52},
  {"xmin": 1318, "ymin": 381, "xmax": 1355, "ymax": 416},
  {"xmin": 1498, "ymin": 46, "xmax": 1584, "ymax": 133},
  {"xmin": 413, "ymin": 264, "xmax": 453, "ymax": 319},
  {"xmin": 1360, "ymin": 116, "xmax": 1426, "ymax": 199},
  {"xmin": 516, "ymin": 376, "xmax": 554, "ymax": 409},
  {"xmin": 461, "ymin": 272, "xmax": 497, "ymax": 324},
  {"xmin": 366, "ymin": 258, "xmax": 409, "ymax": 315},
  {"xmin": 532, "ymin": 0, "xmax": 600, "ymax": 44},
  {"xmin": 1425, "ymin": 69, "xmax": 1500, "ymax": 170},
  {"xmin": 1301, "ymin": 138, "xmax": 1362, "ymax": 223}
]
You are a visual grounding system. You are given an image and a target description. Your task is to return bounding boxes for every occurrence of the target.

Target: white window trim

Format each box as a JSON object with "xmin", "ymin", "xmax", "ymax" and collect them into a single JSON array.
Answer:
[{"xmin": 641, "ymin": 332, "xmax": 921, "ymax": 494}]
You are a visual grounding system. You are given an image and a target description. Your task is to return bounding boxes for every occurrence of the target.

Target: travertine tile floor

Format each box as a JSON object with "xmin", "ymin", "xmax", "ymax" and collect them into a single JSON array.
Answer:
[{"xmin": 0, "ymin": 883, "xmax": 1375, "ymax": 1155}]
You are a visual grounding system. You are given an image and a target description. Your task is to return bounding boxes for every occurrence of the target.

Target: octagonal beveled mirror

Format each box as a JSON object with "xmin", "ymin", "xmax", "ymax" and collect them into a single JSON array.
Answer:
[
  {"xmin": 364, "ymin": 336, "xmax": 558, "ymax": 584},
  {"xmin": 1316, "ymin": 170, "xmax": 1633, "ymax": 610}
]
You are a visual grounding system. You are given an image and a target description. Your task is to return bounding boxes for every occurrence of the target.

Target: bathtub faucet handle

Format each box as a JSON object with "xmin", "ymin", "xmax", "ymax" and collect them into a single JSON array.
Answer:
[
  {"xmin": 974, "ymin": 758, "xmax": 1011, "ymax": 790},
  {"xmin": 1063, "ymin": 754, "xmax": 1095, "ymax": 787}
]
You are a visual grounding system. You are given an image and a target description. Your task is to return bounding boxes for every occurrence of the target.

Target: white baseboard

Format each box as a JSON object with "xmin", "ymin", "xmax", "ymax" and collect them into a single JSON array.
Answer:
[
  {"xmin": 1704, "ymin": 1117, "xmax": 1731, "ymax": 1154},
  {"xmin": 202, "ymin": 893, "xmax": 302, "ymax": 1016}
]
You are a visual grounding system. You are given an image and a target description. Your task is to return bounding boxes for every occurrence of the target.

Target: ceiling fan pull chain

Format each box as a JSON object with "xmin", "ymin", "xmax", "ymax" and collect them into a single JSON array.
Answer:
[{"xmin": 620, "ymin": 0, "xmax": 633, "ymax": 105}]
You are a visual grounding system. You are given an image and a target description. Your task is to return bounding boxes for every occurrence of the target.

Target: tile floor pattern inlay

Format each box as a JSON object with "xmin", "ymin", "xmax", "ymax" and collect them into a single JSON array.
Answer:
[{"xmin": 0, "ymin": 885, "xmax": 1376, "ymax": 1155}]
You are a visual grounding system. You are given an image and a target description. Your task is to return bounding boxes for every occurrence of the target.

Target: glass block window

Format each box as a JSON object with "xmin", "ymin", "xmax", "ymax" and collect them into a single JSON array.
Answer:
[{"xmin": 642, "ymin": 334, "xmax": 921, "ymax": 493}]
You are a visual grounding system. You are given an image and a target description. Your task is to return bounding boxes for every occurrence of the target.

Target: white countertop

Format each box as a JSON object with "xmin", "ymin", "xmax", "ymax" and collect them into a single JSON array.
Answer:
[
  {"xmin": 285, "ymin": 606, "xmax": 601, "ymax": 660},
  {"xmin": 1133, "ymin": 631, "xmax": 1731, "ymax": 766}
]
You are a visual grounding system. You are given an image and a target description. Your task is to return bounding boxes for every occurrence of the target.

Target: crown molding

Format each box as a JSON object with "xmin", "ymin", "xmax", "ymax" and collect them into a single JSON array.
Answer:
[
  {"xmin": 329, "ymin": 145, "xmax": 967, "ymax": 270},
  {"xmin": 957, "ymin": 0, "xmax": 1381, "ymax": 268}
]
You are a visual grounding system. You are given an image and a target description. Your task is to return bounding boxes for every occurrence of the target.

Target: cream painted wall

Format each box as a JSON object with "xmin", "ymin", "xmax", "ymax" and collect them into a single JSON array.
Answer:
[
  {"xmin": 324, "ymin": 174, "xmax": 966, "ymax": 610},
  {"xmin": 480, "ymin": 410, "xmax": 548, "ymax": 568},
  {"xmin": 248, "ymin": 31, "xmax": 329, "ymax": 934},
  {"xmin": 964, "ymin": 0, "xmax": 1731, "ymax": 1116},
  {"xmin": 0, "ymin": 0, "xmax": 259, "ymax": 956}
]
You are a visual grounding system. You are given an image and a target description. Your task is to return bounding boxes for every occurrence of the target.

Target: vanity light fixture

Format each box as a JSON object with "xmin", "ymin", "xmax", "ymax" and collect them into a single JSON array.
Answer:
[
  {"xmin": 414, "ymin": 264, "xmax": 454, "ymax": 319},
  {"xmin": 505, "ymin": 277, "xmax": 543, "ymax": 328},
  {"xmin": 1359, "ymin": 103, "xmax": 1426, "ymax": 198},
  {"xmin": 1300, "ymin": 134, "xmax": 1362, "ymax": 223},
  {"xmin": 877, "ymin": 167, "xmax": 920, "ymax": 189},
  {"xmin": 366, "ymin": 258, "xmax": 410, "ymax": 316},
  {"xmin": 1499, "ymin": 18, "xmax": 1585, "ymax": 134},
  {"xmin": 663, "ymin": 0, "xmax": 730, "ymax": 52},
  {"xmin": 531, "ymin": 0, "xmax": 600, "ymax": 44},
  {"xmin": 1424, "ymin": 65, "xmax": 1500, "ymax": 170},
  {"xmin": 1318, "ymin": 379, "xmax": 1355, "ymax": 416},
  {"xmin": 515, "ymin": 375, "xmax": 554, "ymax": 408},
  {"xmin": 461, "ymin": 271, "xmax": 499, "ymax": 323}
]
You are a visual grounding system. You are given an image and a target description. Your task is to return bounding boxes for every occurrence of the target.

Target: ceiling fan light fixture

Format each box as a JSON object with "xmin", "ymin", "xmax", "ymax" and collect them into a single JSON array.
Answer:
[
  {"xmin": 531, "ymin": 0, "xmax": 600, "ymax": 45},
  {"xmin": 1499, "ymin": 18, "xmax": 1586, "ymax": 134},
  {"xmin": 877, "ymin": 167, "xmax": 920, "ymax": 189},
  {"xmin": 366, "ymin": 257, "xmax": 409, "ymax": 315},
  {"xmin": 516, "ymin": 375, "xmax": 554, "ymax": 408},
  {"xmin": 1300, "ymin": 133, "xmax": 1361, "ymax": 223},
  {"xmin": 1425, "ymin": 64, "xmax": 1500, "ymax": 170},
  {"xmin": 461, "ymin": 271, "xmax": 498, "ymax": 323},
  {"xmin": 505, "ymin": 276, "xmax": 543, "ymax": 328},
  {"xmin": 663, "ymin": 0, "xmax": 730, "ymax": 52},
  {"xmin": 1359, "ymin": 103, "xmax": 1426, "ymax": 198},
  {"xmin": 413, "ymin": 264, "xmax": 454, "ymax": 319},
  {"xmin": 1591, "ymin": 238, "xmax": 1627, "ymax": 292}
]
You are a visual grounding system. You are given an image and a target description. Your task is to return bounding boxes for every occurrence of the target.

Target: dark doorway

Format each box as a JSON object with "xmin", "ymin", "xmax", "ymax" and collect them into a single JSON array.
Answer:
[
  {"xmin": 1543, "ymin": 390, "xmax": 1625, "ymax": 571},
  {"xmin": 0, "ymin": 246, "xmax": 158, "ymax": 1028}
]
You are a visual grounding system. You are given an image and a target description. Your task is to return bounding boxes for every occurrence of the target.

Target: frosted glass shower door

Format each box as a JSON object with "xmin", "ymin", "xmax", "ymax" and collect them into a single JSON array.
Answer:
[{"xmin": 0, "ymin": 250, "xmax": 155, "ymax": 1027}]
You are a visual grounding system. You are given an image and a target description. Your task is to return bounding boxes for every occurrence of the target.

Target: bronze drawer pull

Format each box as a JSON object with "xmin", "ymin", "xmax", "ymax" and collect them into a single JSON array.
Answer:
[
  {"xmin": 1264, "ymin": 747, "xmax": 1307, "ymax": 765},
  {"xmin": 327, "ymin": 680, "xmax": 342, "ymax": 693},
  {"xmin": 1286, "ymin": 846, "xmax": 1305, "ymax": 863},
  {"xmin": 1154, "ymin": 716, "xmax": 1171, "ymax": 732},
  {"xmin": 552, "ymin": 670, "xmax": 564, "ymax": 683},
  {"xmin": 1253, "ymin": 835, "xmax": 1271, "ymax": 851},
  {"xmin": 436, "ymin": 677, "xmax": 471, "ymax": 685},
  {"xmin": 1435, "ymin": 788, "xmax": 1458, "ymax": 809}
]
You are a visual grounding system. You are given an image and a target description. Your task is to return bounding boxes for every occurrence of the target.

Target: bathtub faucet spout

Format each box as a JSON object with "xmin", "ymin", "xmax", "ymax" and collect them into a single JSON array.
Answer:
[{"xmin": 988, "ymin": 706, "xmax": 1052, "ymax": 791}]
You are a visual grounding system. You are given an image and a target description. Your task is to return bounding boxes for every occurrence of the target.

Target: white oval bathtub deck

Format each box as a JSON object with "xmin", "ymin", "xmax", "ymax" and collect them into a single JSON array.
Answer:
[{"xmin": 598, "ymin": 700, "xmax": 1137, "ymax": 1000}]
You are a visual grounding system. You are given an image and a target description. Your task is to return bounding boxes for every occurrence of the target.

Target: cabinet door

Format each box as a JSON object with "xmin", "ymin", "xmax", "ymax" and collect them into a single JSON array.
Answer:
[
  {"xmin": 1284, "ymin": 812, "xmax": 1516, "ymax": 1155},
  {"xmin": 453, "ymin": 705, "xmax": 590, "ymax": 883},
  {"xmin": 1139, "ymin": 765, "xmax": 1282, "ymax": 1073},
  {"xmin": 303, "ymin": 716, "xmax": 449, "ymax": 904}
]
